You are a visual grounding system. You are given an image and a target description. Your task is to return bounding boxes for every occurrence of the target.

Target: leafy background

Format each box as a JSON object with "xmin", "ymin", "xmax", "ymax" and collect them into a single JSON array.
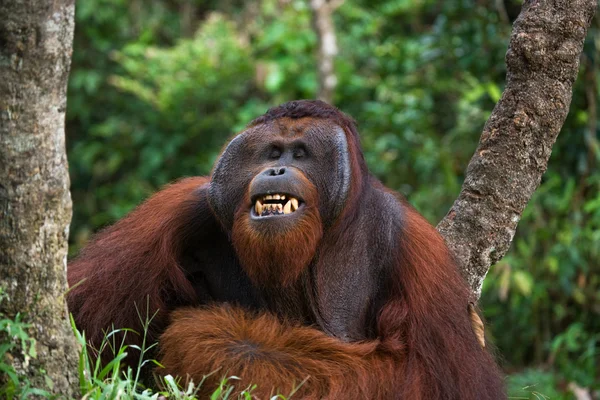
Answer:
[{"xmin": 67, "ymin": 0, "xmax": 600, "ymax": 397}]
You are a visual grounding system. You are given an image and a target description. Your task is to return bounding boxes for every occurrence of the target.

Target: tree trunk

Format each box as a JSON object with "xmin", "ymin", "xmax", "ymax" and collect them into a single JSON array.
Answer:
[
  {"xmin": 437, "ymin": 0, "xmax": 597, "ymax": 298},
  {"xmin": 310, "ymin": 0, "xmax": 344, "ymax": 104},
  {"xmin": 0, "ymin": 0, "xmax": 78, "ymax": 396}
]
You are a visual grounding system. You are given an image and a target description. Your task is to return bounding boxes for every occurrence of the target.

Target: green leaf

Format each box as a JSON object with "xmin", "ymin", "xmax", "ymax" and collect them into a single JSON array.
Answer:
[
  {"xmin": 512, "ymin": 271, "xmax": 533, "ymax": 297},
  {"xmin": 265, "ymin": 64, "xmax": 285, "ymax": 92}
]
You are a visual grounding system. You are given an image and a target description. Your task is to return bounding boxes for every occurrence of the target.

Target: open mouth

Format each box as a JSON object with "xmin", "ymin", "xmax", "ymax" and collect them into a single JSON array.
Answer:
[{"xmin": 252, "ymin": 193, "xmax": 302, "ymax": 217}]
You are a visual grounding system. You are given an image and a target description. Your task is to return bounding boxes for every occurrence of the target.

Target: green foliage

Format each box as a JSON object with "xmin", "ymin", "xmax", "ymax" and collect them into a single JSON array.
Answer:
[
  {"xmin": 66, "ymin": 0, "xmax": 600, "ymax": 395},
  {"xmin": 0, "ymin": 289, "xmax": 291, "ymax": 399},
  {"xmin": 332, "ymin": 0, "xmax": 512, "ymax": 217},
  {"xmin": 0, "ymin": 289, "xmax": 52, "ymax": 399},
  {"xmin": 70, "ymin": 309, "xmax": 291, "ymax": 400},
  {"xmin": 67, "ymin": 0, "xmax": 318, "ymax": 247},
  {"xmin": 507, "ymin": 369, "xmax": 562, "ymax": 400}
]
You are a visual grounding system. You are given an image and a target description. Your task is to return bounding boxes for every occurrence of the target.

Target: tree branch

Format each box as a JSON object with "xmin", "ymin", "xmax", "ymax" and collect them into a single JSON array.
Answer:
[
  {"xmin": 437, "ymin": 0, "xmax": 597, "ymax": 298},
  {"xmin": 311, "ymin": 0, "xmax": 343, "ymax": 104},
  {"xmin": 495, "ymin": 0, "xmax": 510, "ymax": 25}
]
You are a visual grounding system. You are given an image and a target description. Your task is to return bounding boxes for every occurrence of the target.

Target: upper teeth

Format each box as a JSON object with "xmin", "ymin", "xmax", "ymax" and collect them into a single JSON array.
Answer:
[{"xmin": 254, "ymin": 194, "xmax": 299, "ymax": 216}]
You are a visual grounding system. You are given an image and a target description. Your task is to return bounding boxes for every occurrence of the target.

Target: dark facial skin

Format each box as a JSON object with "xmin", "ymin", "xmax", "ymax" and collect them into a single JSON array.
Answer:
[
  {"xmin": 208, "ymin": 117, "xmax": 351, "ymax": 232},
  {"xmin": 208, "ymin": 117, "xmax": 354, "ymax": 319},
  {"xmin": 208, "ymin": 115, "xmax": 401, "ymax": 341}
]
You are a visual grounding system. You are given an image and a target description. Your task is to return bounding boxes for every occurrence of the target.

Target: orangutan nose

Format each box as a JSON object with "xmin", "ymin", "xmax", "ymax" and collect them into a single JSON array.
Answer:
[{"xmin": 264, "ymin": 167, "xmax": 286, "ymax": 177}]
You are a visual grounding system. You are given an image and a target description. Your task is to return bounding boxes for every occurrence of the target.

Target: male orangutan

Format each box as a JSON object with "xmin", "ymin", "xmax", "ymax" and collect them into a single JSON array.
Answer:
[{"xmin": 68, "ymin": 100, "xmax": 505, "ymax": 399}]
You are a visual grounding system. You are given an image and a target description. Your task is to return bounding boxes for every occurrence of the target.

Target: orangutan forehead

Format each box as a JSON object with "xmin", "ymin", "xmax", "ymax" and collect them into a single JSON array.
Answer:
[
  {"xmin": 249, "ymin": 117, "xmax": 340, "ymax": 139},
  {"xmin": 274, "ymin": 117, "xmax": 323, "ymax": 137}
]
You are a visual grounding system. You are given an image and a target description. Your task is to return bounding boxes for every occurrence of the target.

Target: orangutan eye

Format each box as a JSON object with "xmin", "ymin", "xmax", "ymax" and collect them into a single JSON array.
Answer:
[
  {"xmin": 293, "ymin": 147, "xmax": 306, "ymax": 159},
  {"xmin": 269, "ymin": 147, "xmax": 282, "ymax": 159}
]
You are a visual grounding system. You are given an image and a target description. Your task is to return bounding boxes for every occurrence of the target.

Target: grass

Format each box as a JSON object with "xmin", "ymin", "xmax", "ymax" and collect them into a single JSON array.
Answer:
[
  {"xmin": 0, "ymin": 291, "xmax": 572, "ymax": 399},
  {"xmin": 0, "ymin": 294, "xmax": 52, "ymax": 399},
  {"xmin": 69, "ymin": 301, "xmax": 298, "ymax": 400},
  {"xmin": 0, "ymin": 293, "xmax": 297, "ymax": 400}
]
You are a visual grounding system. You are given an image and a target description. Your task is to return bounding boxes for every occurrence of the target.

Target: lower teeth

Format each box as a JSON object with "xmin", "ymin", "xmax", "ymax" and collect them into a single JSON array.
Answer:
[
  {"xmin": 261, "ymin": 210, "xmax": 281, "ymax": 216},
  {"xmin": 254, "ymin": 197, "xmax": 299, "ymax": 216}
]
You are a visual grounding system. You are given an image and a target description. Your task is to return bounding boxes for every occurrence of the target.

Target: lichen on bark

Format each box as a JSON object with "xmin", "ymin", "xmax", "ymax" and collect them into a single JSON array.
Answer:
[{"xmin": 0, "ymin": 0, "xmax": 78, "ymax": 396}]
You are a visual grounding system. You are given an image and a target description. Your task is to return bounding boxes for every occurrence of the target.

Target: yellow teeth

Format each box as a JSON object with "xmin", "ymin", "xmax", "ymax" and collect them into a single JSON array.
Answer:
[
  {"xmin": 255, "ymin": 200, "xmax": 263, "ymax": 215},
  {"xmin": 253, "ymin": 194, "xmax": 301, "ymax": 217}
]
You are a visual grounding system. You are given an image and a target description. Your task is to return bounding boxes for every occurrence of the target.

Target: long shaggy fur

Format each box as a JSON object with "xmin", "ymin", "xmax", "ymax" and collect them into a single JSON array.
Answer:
[
  {"xmin": 67, "ymin": 178, "xmax": 205, "ymax": 362},
  {"xmin": 159, "ymin": 306, "xmax": 397, "ymax": 399},
  {"xmin": 376, "ymin": 204, "xmax": 504, "ymax": 399}
]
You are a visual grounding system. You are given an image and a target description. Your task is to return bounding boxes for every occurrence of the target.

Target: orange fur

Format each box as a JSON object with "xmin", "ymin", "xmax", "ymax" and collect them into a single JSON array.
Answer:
[
  {"xmin": 68, "ymin": 178, "xmax": 204, "ymax": 363},
  {"xmin": 159, "ymin": 306, "xmax": 397, "ymax": 399},
  {"xmin": 469, "ymin": 303, "xmax": 486, "ymax": 348},
  {"xmin": 376, "ymin": 205, "xmax": 503, "ymax": 399}
]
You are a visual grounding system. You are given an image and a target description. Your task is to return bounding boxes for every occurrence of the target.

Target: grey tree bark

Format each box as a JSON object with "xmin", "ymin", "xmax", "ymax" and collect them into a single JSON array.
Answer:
[
  {"xmin": 0, "ymin": 0, "xmax": 78, "ymax": 396},
  {"xmin": 437, "ymin": 0, "xmax": 598, "ymax": 298},
  {"xmin": 310, "ymin": 0, "xmax": 344, "ymax": 104}
]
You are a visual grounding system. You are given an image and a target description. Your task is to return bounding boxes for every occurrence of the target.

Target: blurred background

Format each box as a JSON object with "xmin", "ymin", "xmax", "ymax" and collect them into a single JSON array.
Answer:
[{"xmin": 66, "ymin": 0, "xmax": 600, "ymax": 397}]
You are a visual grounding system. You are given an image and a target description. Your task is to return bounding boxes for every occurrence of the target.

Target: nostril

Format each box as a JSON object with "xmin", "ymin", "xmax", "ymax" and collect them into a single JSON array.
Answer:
[{"xmin": 266, "ymin": 167, "xmax": 286, "ymax": 176}]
